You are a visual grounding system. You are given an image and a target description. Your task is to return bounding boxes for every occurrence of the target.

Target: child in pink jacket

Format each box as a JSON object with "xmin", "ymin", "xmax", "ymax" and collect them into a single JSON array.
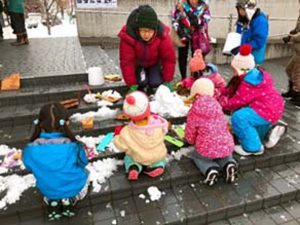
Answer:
[
  {"xmin": 185, "ymin": 78, "xmax": 237, "ymax": 186},
  {"xmin": 219, "ymin": 44, "xmax": 286, "ymax": 156},
  {"xmin": 178, "ymin": 49, "xmax": 226, "ymax": 98}
]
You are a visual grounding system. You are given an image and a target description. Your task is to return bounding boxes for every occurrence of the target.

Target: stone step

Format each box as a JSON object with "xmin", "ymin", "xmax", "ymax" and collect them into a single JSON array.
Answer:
[
  {"xmin": 1, "ymin": 162, "xmax": 300, "ymax": 225},
  {"xmin": 0, "ymin": 79, "xmax": 127, "ymax": 107}
]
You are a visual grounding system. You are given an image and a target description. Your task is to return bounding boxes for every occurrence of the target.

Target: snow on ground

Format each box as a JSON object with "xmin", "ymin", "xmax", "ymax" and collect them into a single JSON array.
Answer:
[
  {"xmin": 87, "ymin": 158, "xmax": 123, "ymax": 193},
  {"xmin": 3, "ymin": 16, "xmax": 77, "ymax": 39},
  {"xmin": 147, "ymin": 186, "xmax": 162, "ymax": 201},
  {"xmin": 167, "ymin": 146, "xmax": 194, "ymax": 162},
  {"xmin": 0, "ymin": 174, "xmax": 35, "ymax": 209}
]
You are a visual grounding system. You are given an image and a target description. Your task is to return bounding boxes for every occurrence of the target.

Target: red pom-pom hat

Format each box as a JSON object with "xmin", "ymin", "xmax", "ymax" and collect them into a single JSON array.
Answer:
[{"xmin": 231, "ymin": 44, "xmax": 255, "ymax": 76}]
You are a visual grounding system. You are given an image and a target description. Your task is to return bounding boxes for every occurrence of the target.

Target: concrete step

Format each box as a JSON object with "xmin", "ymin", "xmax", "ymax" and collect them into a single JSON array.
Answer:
[{"xmin": 1, "ymin": 162, "xmax": 300, "ymax": 225}]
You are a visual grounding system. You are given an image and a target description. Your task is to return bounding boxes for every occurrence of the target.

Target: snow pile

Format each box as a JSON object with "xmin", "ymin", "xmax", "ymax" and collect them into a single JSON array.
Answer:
[
  {"xmin": 97, "ymin": 100, "xmax": 113, "ymax": 107},
  {"xmin": 147, "ymin": 186, "xmax": 162, "ymax": 201},
  {"xmin": 83, "ymin": 93, "xmax": 97, "ymax": 103},
  {"xmin": 87, "ymin": 158, "xmax": 123, "ymax": 193},
  {"xmin": 150, "ymin": 85, "xmax": 190, "ymax": 117},
  {"xmin": 0, "ymin": 174, "xmax": 36, "ymax": 209},
  {"xmin": 0, "ymin": 145, "xmax": 24, "ymax": 174},
  {"xmin": 101, "ymin": 90, "xmax": 122, "ymax": 100},
  {"xmin": 70, "ymin": 106, "xmax": 118, "ymax": 122}
]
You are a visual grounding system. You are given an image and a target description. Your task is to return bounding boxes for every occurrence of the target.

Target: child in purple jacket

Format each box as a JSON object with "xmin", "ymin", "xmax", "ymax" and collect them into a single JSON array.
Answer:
[
  {"xmin": 219, "ymin": 44, "xmax": 286, "ymax": 156},
  {"xmin": 185, "ymin": 78, "xmax": 237, "ymax": 186}
]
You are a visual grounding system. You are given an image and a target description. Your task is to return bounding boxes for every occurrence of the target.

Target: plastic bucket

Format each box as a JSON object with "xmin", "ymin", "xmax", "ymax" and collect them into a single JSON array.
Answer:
[
  {"xmin": 222, "ymin": 32, "xmax": 242, "ymax": 55},
  {"xmin": 88, "ymin": 67, "xmax": 104, "ymax": 86}
]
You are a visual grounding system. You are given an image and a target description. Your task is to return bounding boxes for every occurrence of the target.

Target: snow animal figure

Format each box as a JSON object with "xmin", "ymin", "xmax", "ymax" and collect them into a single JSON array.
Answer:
[
  {"xmin": 22, "ymin": 103, "xmax": 89, "ymax": 221},
  {"xmin": 114, "ymin": 91, "xmax": 168, "ymax": 181},
  {"xmin": 185, "ymin": 78, "xmax": 238, "ymax": 186}
]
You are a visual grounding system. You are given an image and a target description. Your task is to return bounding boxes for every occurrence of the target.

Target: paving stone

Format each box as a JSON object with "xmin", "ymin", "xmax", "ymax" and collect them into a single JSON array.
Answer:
[
  {"xmin": 94, "ymin": 217, "xmax": 117, "ymax": 225},
  {"xmin": 115, "ymin": 214, "xmax": 141, "ymax": 225},
  {"xmin": 208, "ymin": 220, "xmax": 231, "ymax": 225},
  {"xmin": 0, "ymin": 215, "xmax": 20, "ymax": 225},
  {"xmin": 282, "ymin": 201, "xmax": 300, "ymax": 219},
  {"xmin": 282, "ymin": 221, "xmax": 300, "ymax": 225},
  {"xmin": 133, "ymin": 194, "xmax": 159, "ymax": 213},
  {"xmin": 92, "ymin": 202, "xmax": 115, "ymax": 222},
  {"xmin": 248, "ymin": 210, "xmax": 277, "ymax": 225},
  {"xmin": 269, "ymin": 179, "xmax": 298, "ymax": 203},
  {"xmin": 138, "ymin": 208, "xmax": 165, "ymax": 225},
  {"xmin": 160, "ymin": 202, "xmax": 187, "ymax": 225},
  {"xmin": 109, "ymin": 174, "xmax": 132, "ymax": 200},
  {"xmin": 179, "ymin": 198, "xmax": 207, "ymax": 224},
  {"xmin": 113, "ymin": 198, "xmax": 137, "ymax": 217},
  {"xmin": 70, "ymin": 206, "xmax": 93, "ymax": 225},
  {"xmin": 228, "ymin": 215, "xmax": 254, "ymax": 225},
  {"xmin": 264, "ymin": 205, "xmax": 294, "ymax": 224}
]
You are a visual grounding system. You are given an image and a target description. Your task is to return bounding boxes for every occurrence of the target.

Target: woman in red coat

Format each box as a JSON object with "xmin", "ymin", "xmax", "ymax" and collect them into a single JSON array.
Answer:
[{"xmin": 118, "ymin": 5, "xmax": 176, "ymax": 94}]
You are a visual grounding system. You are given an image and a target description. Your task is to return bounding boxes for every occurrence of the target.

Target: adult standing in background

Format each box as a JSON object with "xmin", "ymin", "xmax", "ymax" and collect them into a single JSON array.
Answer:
[
  {"xmin": 235, "ymin": 0, "xmax": 268, "ymax": 65},
  {"xmin": 7, "ymin": 0, "xmax": 29, "ymax": 46},
  {"xmin": 282, "ymin": 1, "xmax": 300, "ymax": 106},
  {"xmin": 171, "ymin": 0, "xmax": 211, "ymax": 80}
]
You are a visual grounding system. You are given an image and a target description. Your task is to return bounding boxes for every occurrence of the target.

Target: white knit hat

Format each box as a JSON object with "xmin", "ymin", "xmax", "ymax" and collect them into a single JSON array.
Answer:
[
  {"xmin": 231, "ymin": 44, "xmax": 255, "ymax": 76},
  {"xmin": 191, "ymin": 78, "xmax": 215, "ymax": 97},
  {"xmin": 123, "ymin": 91, "xmax": 150, "ymax": 121}
]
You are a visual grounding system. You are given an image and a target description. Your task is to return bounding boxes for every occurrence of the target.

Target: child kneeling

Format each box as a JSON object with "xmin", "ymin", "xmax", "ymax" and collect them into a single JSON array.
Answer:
[
  {"xmin": 185, "ymin": 78, "xmax": 238, "ymax": 186},
  {"xmin": 114, "ymin": 91, "xmax": 168, "ymax": 181},
  {"xmin": 22, "ymin": 103, "xmax": 89, "ymax": 221}
]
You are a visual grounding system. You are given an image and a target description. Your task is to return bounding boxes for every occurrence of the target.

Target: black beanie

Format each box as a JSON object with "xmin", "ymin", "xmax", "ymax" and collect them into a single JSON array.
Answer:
[{"xmin": 136, "ymin": 5, "xmax": 158, "ymax": 30}]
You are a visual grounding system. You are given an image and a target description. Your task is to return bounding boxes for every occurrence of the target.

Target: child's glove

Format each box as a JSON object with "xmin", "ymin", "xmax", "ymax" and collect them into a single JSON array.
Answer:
[
  {"xmin": 127, "ymin": 85, "xmax": 138, "ymax": 94},
  {"xmin": 163, "ymin": 82, "xmax": 174, "ymax": 92}
]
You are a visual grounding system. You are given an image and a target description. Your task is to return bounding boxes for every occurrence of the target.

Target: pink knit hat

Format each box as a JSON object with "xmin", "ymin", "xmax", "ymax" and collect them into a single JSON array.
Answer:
[
  {"xmin": 189, "ymin": 49, "xmax": 206, "ymax": 72},
  {"xmin": 123, "ymin": 91, "xmax": 151, "ymax": 121},
  {"xmin": 231, "ymin": 44, "xmax": 255, "ymax": 76}
]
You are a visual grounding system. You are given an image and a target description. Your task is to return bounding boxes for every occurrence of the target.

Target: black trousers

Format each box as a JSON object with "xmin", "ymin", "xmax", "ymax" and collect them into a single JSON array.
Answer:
[
  {"xmin": 178, "ymin": 41, "xmax": 194, "ymax": 80},
  {"xmin": 10, "ymin": 12, "xmax": 26, "ymax": 34},
  {"xmin": 0, "ymin": 20, "xmax": 3, "ymax": 37}
]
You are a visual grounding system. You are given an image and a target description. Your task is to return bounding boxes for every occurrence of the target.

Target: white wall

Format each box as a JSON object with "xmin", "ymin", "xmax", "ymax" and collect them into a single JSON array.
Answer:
[{"xmin": 76, "ymin": 0, "xmax": 299, "ymax": 39}]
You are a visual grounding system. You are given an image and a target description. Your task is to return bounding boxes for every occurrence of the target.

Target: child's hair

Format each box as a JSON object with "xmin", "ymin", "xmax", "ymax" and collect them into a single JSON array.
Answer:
[{"xmin": 30, "ymin": 103, "xmax": 76, "ymax": 142}]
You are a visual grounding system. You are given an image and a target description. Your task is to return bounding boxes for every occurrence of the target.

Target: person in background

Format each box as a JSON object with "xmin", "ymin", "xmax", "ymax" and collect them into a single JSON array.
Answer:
[
  {"xmin": 119, "ymin": 5, "xmax": 176, "ymax": 95},
  {"xmin": 171, "ymin": 0, "xmax": 211, "ymax": 80},
  {"xmin": 7, "ymin": 0, "xmax": 29, "ymax": 45},
  {"xmin": 234, "ymin": 0, "xmax": 268, "ymax": 65},
  {"xmin": 282, "ymin": 1, "xmax": 300, "ymax": 106},
  {"xmin": 0, "ymin": 0, "xmax": 4, "ymax": 41}
]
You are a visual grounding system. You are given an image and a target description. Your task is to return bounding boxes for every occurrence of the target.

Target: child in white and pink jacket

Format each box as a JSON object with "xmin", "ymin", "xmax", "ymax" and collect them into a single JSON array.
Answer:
[
  {"xmin": 185, "ymin": 78, "xmax": 237, "ymax": 186},
  {"xmin": 114, "ymin": 91, "xmax": 168, "ymax": 181}
]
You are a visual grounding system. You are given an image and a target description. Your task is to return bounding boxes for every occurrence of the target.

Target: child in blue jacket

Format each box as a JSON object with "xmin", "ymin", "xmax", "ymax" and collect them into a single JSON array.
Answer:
[
  {"xmin": 235, "ymin": 0, "xmax": 268, "ymax": 64},
  {"xmin": 22, "ymin": 103, "xmax": 89, "ymax": 221}
]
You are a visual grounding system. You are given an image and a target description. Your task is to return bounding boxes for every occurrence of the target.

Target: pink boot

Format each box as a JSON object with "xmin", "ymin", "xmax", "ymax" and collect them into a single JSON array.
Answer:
[
  {"xmin": 144, "ymin": 167, "xmax": 164, "ymax": 178},
  {"xmin": 128, "ymin": 169, "xmax": 139, "ymax": 180}
]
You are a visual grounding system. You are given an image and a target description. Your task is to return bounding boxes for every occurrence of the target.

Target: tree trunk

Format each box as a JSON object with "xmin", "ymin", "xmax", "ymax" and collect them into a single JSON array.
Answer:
[{"xmin": 43, "ymin": 0, "xmax": 51, "ymax": 35}]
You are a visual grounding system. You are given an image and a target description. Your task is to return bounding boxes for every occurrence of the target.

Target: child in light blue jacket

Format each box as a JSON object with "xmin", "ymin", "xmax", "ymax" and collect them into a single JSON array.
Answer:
[{"xmin": 23, "ymin": 103, "xmax": 89, "ymax": 221}]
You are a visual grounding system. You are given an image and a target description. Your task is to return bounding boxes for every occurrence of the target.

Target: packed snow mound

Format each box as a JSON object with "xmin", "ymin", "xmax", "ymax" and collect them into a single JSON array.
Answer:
[
  {"xmin": 150, "ymin": 85, "xmax": 190, "ymax": 117},
  {"xmin": 147, "ymin": 186, "xmax": 162, "ymax": 201},
  {"xmin": 70, "ymin": 106, "xmax": 118, "ymax": 122}
]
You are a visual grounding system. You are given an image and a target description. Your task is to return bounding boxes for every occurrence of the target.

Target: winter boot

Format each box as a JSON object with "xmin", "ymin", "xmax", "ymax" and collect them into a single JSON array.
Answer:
[
  {"xmin": 11, "ymin": 33, "xmax": 28, "ymax": 46},
  {"xmin": 61, "ymin": 198, "xmax": 76, "ymax": 217},
  {"xmin": 128, "ymin": 165, "xmax": 140, "ymax": 181},
  {"xmin": 23, "ymin": 32, "xmax": 29, "ymax": 45},
  {"xmin": 290, "ymin": 91, "xmax": 300, "ymax": 106},
  {"xmin": 282, "ymin": 81, "xmax": 294, "ymax": 99},
  {"xmin": 10, "ymin": 33, "xmax": 21, "ymax": 46},
  {"xmin": 143, "ymin": 166, "xmax": 164, "ymax": 178},
  {"xmin": 204, "ymin": 168, "xmax": 219, "ymax": 186},
  {"xmin": 265, "ymin": 123, "xmax": 287, "ymax": 148},
  {"xmin": 45, "ymin": 199, "xmax": 62, "ymax": 221},
  {"xmin": 224, "ymin": 163, "xmax": 238, "ymax": 183}
]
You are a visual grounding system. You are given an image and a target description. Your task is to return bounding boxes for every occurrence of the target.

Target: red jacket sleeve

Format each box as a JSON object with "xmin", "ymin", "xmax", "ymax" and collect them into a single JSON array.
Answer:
[
  {"xmin": 119, "ymin": 39, "xmax": 137, "ymax": 86},
  {"xmin": 160, "ymin": 35, "xmax": 176, "ymax": 82}
]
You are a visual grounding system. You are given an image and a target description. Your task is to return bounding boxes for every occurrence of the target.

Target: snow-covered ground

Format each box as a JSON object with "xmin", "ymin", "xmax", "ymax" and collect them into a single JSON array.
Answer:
[{"xmin": 2, "ymin": 16, "xmax": 77, "ymax": 39}]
